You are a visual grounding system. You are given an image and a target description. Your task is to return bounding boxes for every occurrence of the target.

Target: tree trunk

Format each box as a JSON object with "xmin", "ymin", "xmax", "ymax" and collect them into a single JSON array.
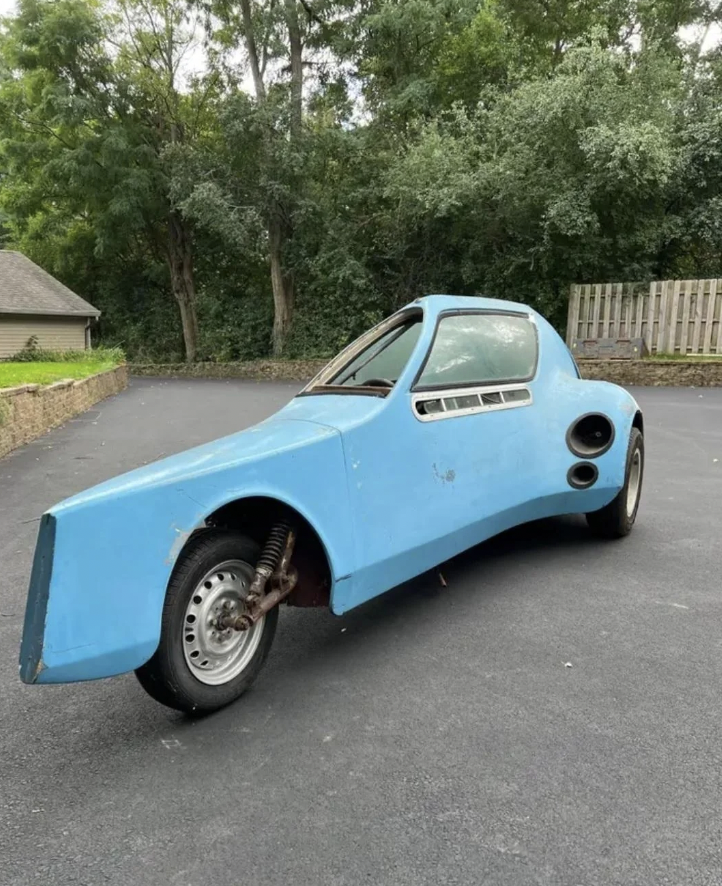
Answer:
[
  {"xmin": 269, "ymin": 212, "xmax": 294, "ymax": 357},
  {"xmin": 168, "ymin": 211, "xmax": 199, "ymax": 362},
  {"xmin": 241, "ymin": 0, "xmax": 302, "ymax": 357},
  {"xmin": 239, "ymin": 0, "xmax": 267, "ymax": 101},
  {"xmin": 285, "ymin": 0, "xmax": 303, "ymax": 138},
  {"xmin": 266, "ymin": 0, "xmax": 303, "ymax": 356}
]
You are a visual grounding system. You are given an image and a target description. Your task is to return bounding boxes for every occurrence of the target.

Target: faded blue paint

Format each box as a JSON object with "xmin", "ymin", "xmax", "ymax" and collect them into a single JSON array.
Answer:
[{"xmin": 19, "ymin": 295, "xmax": 641, "ymax": 684}]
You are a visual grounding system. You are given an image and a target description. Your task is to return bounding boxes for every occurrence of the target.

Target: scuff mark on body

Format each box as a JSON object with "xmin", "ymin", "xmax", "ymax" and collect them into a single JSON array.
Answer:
[
  {"xmin": 433, "ymin": 463, "xmax": 456, "ymax": 484},
  {"xmin": 167, "ymin": 526, "xmax": 192, "ymax": 565}
]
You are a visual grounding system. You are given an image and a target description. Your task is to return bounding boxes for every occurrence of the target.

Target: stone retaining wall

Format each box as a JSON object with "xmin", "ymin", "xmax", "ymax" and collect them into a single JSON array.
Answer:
[
  {"xmin": 130, "ymin": 360, "xmax": 328, "ymax": 381},
  {"xmin": 130, "ymin": 359, "xmax": 722, "ymax": 387},
  {"xmin": 578, "ymin": 359, "xmax": 722, "ymax": 387},
  {"xmin": 0, "ymin": 364, "xmax": 128, "ymax": 459}
]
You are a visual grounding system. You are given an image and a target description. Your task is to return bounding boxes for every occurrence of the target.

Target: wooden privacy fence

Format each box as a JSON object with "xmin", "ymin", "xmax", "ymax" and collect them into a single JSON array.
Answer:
[{"xmin": 567, "ymin": 279, "xmax": 722, "ymax": 355}]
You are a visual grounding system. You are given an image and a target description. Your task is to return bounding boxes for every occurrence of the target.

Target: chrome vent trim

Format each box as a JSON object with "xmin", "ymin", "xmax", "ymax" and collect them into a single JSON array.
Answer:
[{"xmin": 412, "ymin": 383, "xmax": 533, "ymax": 422}]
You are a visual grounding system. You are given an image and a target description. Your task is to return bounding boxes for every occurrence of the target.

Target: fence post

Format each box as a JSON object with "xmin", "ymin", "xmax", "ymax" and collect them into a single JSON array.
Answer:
[
  {"xmin": 645, "ymin": 281, "xmax": 656, "ymax": 353},
  {"xmin": 566, "ymin": 285, "xmax": 580, "ymax": 346},
  {"xmin": 703, "ymin": 280, "xmax": 717, "ymax": 354},
  {"xmin": 602, "ymin": 283, "xmax": 612, "ymax": 338},
  {"xmin": 591, "ymin": 284, "xmax": 602, "ymax": 340},
  {"xmin": 679, "ymin": 280, "xmax": 693, "ymax": 355},
  {"xmin": 691, "ymin": 280, "xmax": 704, "ymax": 354},
  {"xmin": 612, "ymin": 283, "xmax": 622, "ymax": 338},
  {"xmin": 668, "ymin": 280, "xmax": 682, "ymax": 355},
  {"xmin": 633, "ymin": 285, "xmax": 644, "ymax": 340}
]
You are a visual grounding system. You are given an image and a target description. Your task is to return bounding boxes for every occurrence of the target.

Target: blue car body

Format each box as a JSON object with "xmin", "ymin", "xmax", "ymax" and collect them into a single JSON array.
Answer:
[{"xmin": 19, "ymin": 295, "xmax": 640, "ymax": 685}]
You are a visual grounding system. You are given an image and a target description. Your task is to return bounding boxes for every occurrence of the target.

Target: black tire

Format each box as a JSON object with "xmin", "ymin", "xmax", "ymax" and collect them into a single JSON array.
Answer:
[
  {"xmin": 135, "ymin": 529, "xmax": 279, "ymax": 714},
  {"xmin": 586, "ymin": 427, "xmax": 644, "ymax": 539}
]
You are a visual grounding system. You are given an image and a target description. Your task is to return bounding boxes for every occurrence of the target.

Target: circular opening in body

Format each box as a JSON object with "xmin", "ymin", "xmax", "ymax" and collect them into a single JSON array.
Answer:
[
  {"xmin": 566, "ymin": 413, "xmax": 615, "ymax": 458},
  {"xmin": 567, "ymin": 462, "xmax": 599, "ymax": 489}
]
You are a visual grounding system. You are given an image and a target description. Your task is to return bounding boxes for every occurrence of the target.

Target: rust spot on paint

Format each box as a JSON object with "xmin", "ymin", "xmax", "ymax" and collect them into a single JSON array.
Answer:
[
  {"xmin": 34, "ymin": 658, "xmax": 46, "ymax": 681},
  {"xmin": 433, "ymin": 464, "xmax": 456, "ymax": 484}
]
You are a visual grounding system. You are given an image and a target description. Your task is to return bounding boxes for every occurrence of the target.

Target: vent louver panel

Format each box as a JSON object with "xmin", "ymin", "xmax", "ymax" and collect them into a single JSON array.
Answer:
[{"xmin": 413, "ymin": 385, "xmax": 532, "ymax": 421}]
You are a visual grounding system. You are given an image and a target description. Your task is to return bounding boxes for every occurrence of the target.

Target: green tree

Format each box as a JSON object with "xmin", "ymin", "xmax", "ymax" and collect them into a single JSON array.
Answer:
[
  {"xmin": 0, "ymin": 0, "xmax": 218, "ymax": 360},
  {"xmin": 377, "ymin": 38, "xmax": 683, "ymax": 324},
  {"xmin": 2, "ymin": 0, "xmax": 722, "ymax": 361}
]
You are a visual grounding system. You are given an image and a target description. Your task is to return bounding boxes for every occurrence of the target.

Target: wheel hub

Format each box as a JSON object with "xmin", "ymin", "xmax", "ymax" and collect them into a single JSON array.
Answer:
[
  {"xmin": 182, "ymin": 560, "xmax": 265, "ymax": 686},
  {"xmin": 626, "ymin": 447, "xmax": 642, "ymax": 518}
]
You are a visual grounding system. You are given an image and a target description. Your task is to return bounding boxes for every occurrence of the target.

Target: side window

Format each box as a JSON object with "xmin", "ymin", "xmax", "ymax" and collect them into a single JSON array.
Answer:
[
  {"xmin": 330, "ymin": 318, "xmax": 422, "ymax": 387},
  {"xmin": 415, "ymin": 312, "xmax": 537, "ymax": 390}
]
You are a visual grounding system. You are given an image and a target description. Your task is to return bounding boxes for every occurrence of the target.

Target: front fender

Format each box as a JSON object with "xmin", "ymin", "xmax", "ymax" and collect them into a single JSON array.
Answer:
[{"xmin": 20, "ymin": 419, "xmax": 353, "ymax": 684}]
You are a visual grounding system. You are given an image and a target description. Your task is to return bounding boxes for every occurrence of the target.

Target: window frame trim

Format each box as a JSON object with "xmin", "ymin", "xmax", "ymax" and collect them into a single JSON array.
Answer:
[
  {"xmin": 299, "ymin": 307, "xmax": 424, "ymax": 398},
  {"xmin": 410, "ymin": 308, "xmax": 540, "ymax": 393}
]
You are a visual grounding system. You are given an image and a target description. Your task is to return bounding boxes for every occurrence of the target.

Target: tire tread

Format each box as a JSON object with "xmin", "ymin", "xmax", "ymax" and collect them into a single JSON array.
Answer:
[
  {"xmin": 586, "ymin": 428, "xmax": 644, "ymax": 539},
  {"xmin": 135, "ymin": 529, "xmax": 278, "ymax": 714}
]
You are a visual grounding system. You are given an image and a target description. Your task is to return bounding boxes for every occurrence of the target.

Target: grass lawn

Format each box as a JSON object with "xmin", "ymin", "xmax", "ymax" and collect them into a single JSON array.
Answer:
[{"xmin": 0, "ymin": 359, "xmax": 117, "ymax": 389}]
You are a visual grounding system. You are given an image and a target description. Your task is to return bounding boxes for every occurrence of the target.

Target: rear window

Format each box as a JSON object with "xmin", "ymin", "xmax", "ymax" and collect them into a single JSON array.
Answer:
[{"xmin": 415, "ymin": 312, "xmax": 537, "ymax": 389}]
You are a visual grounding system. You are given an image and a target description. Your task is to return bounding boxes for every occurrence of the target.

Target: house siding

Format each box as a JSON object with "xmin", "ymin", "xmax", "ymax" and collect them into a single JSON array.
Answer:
[{"xmin": 0, "ymin": 314, "xmax": 89, "ymax": 358}]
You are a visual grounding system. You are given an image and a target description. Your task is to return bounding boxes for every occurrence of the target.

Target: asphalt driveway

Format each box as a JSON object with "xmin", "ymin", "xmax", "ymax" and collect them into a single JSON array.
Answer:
[{"xmin": 1, "ymin": 378, "xmax": 721, "ymax": 886}]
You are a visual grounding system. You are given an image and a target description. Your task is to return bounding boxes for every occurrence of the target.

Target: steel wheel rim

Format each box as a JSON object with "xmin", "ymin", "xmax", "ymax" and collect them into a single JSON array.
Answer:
[
  {"xmin": 182, "ymin": 559, "xmax": 265, "ymax": 686},
  {"xmin": 626, "ymin": 448, "xmax": 642, "ymax": 518}
]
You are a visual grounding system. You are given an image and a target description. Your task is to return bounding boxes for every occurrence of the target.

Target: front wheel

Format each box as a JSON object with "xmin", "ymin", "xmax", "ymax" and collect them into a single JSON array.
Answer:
[
  {"xmin": 135, "ymin": 530, "xmax": 278, "ymax": 714},
  {"xmin": 586, "ymin": 427, "xmax": 644, "ymax": 539}
]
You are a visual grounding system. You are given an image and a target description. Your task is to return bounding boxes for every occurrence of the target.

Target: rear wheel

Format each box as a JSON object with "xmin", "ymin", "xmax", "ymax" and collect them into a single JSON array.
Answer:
[
  {"xmin": 586, "ymin": 428, "xmax": 644, "ymax": 539},
  {"xmin": 135, "ymin": 530, "xmax": 278, "ymax": 714}
]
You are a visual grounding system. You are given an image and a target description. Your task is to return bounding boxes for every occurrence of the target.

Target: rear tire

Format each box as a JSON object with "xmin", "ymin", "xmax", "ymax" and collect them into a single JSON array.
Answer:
[
  {"xmin": 135, "ymin": 529, "xmax": 278, "ymax": 714},
  {"xmin": 586, "ymin": 428, "xmax": 644, "ymax": 539}
]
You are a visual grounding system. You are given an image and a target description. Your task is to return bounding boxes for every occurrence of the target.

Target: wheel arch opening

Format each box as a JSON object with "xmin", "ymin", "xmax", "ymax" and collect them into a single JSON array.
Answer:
[
  {"xmin": 200, "ymin": 496, "xmax": 333, "ymax": 609},
  {"xmin": 632, "ymin": 410, "xmax": 644, "ymax": 435}
]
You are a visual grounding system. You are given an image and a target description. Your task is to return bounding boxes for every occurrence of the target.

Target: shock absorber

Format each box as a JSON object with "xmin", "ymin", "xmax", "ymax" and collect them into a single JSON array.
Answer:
[
  {"xmin": 220, "ymin": 518, "xmax": 297, "ymax": 632},
  {"xmin": 248, "ymin": 518, "xmax": 292, "ymax": 599}
]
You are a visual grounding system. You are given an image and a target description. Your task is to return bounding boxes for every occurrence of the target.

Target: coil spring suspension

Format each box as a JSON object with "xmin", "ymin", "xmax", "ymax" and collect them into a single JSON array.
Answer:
[
  {"xmin": 246, "ymin": 517, "xmax": 293, "ymax": 601},
  {"xmin": 257, "ymin": 519, "xmax": 291, "ymax": 576},
  {"xmin": 220, "ymin": 517, "xmax": 297, "ymax": 631}
]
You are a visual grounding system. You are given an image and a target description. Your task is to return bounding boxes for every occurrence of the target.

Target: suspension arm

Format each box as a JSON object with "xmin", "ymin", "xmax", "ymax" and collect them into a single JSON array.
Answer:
[{"xmin": 220, "ymin": 521, "xmax": 297, "ymax": 632}]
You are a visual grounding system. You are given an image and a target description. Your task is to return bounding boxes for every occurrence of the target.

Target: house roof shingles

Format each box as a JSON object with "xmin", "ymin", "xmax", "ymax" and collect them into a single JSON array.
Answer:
[{"xmin": 0, "ymin": 251, "xmax": 100, "ymax": 318}]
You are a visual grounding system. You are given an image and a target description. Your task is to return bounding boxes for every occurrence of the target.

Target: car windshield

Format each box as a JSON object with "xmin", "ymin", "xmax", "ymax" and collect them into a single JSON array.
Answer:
[{"xmin": 326, "ymin": 317, "xmax": 423, "ymax": 388}]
